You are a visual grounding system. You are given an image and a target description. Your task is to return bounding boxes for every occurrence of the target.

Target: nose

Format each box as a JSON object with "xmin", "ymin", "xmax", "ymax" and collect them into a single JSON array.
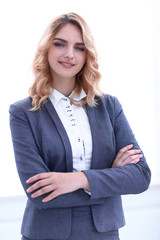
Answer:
[{"xmin": 64, "ymin": 46, "xmax": 74, "ymax": 59}]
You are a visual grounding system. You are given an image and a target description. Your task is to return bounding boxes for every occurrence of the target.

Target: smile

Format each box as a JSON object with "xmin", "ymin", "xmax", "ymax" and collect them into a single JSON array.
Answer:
[{"xmin": 59, "ymin": 61, "xmax": 75, "ymax": 68}]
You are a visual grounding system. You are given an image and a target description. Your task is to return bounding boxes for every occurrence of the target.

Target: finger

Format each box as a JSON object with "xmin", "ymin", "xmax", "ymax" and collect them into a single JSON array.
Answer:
[
  {"xmin": 122, "ymin": 154, "xmax": 143, "ymax": 165},
  {"xmin": 122, "ymin": 149, "xmax": 141, "ymax": 161},
  {"xmin": 42, "ymin": 191, "xmax": 59, "ymax": 202},
  {"xmin": 112, "ymin": 150, "xmax": 143, "ymax": 167},
  {"xmin": 26, "ymin": 172, "xmax": 51, "ymax": 184},
  {"xmin": 127, "ymin": 149, "xmax": 141, "ymax": 155},
  {"xmin": 31, "ymin": 185, "xmax": 54, "ymax": 198},
  {"xmin": 26, "ymin": 178, "xmax": 52, "ymax": 193},
  {"xmin": 116, "ymin": 144, "xmax": 133, "ymax": 160}
]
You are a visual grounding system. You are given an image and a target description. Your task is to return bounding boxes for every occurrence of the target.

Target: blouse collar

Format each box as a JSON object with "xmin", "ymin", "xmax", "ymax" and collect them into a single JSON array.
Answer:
[{"xmin": 49, "ymin": 88, "xmax": 87, "ymax": 107}]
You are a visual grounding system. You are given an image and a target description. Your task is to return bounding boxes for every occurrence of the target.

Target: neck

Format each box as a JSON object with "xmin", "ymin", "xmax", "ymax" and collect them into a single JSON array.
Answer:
[{"xmin": 52, "ymin": 77, "xmax": 76, "ymax": 97}]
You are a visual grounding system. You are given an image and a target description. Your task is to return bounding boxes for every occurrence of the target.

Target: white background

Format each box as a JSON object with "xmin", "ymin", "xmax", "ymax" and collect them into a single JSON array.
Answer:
[{"xmin": 0, "ymin": 0, "xmax": 159, "ymax": 197}]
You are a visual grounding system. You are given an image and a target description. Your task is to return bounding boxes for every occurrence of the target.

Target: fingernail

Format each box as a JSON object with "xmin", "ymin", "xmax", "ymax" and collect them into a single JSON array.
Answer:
[{"xmin": 26, "ymin": 187, "xmax": 32, "ymax": 193}]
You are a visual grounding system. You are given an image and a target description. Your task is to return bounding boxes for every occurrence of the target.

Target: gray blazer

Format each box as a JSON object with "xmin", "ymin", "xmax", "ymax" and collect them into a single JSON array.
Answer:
[{"xmin": 9, "ymin": 94, "xmax": 151, "ymax": 239}]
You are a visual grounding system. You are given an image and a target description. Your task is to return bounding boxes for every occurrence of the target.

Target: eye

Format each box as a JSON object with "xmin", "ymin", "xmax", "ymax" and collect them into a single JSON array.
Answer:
[
  {"xmin": 75, "ymin": 46, "xmax": 85, "ymax": 52},
  {"xmin": 53, "ymin": 42, "xmax": 64, "ymax": 47}
]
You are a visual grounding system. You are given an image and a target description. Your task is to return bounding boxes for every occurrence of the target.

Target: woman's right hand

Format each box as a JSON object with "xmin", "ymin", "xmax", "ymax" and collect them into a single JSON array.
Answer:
[{"xmin": 112, "ymin": 144, "xmax": 143, "ymax": 168}]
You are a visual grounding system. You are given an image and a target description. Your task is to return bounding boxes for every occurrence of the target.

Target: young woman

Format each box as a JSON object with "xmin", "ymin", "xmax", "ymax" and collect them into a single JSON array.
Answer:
[{"xmin": 9, "ymin": 13, "xmax": 151, "ymax": 240}]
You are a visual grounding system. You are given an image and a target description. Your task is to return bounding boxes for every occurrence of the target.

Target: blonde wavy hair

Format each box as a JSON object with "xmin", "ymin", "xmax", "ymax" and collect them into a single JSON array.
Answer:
[{"xmin": 29, "ymin": 12, "xmax": 103, "ymax": 110}]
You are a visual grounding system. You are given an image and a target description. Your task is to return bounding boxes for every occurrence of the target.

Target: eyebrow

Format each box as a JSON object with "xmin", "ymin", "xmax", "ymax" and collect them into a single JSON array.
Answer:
[{"xmin": 53, "ymin": 38, "xmax": 85, "ymax": 46}]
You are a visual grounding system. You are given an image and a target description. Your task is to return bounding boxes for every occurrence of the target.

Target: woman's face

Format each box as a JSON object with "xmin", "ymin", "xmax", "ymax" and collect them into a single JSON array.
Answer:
[{"xmin": 48, "ymin": 23, "xmax": 86, "ymax": 83}]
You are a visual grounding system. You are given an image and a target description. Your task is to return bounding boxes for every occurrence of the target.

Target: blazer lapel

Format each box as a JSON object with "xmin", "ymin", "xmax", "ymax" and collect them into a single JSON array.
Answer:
[
  {"xmin": 86, "ymin": 103, "xmax": 116, "ymax": 169},
  {"xmin": 85, "ymin": 104, "xmax": 99, "ymax": 169},
  {"xmin": 44, "ymin": 99, "xmax": 73, "ymax": 172}
]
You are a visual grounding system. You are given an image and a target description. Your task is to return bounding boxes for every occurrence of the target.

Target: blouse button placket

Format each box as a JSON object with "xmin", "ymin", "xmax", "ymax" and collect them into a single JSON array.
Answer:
[
  {"xmin": 62, "ymin": 97, "xmax": 86, "ymax": 167},
  {"xmin": 62, "ymin": 98, "xmax": 76, "ymax": 127}
]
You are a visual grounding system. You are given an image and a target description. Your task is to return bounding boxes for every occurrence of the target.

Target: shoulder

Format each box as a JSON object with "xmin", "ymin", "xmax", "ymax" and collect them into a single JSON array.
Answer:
[
  {"xmin": 93, "ymin": 94, "xmax": 123, "ymax": 126},
  {"xmin": 9, "ymin": 97, "xmax": 32, "ymax": 115},
  {"xmin": 102, "ymin": 94, "xmax": 120, "ymax": 104},
  {"xmin": 94, "ymin": 94, "xmax": 124, "ymax": 128},
  {"xmin": 97, "ymin": 94, "xmax": 122, "ymax": 114}
]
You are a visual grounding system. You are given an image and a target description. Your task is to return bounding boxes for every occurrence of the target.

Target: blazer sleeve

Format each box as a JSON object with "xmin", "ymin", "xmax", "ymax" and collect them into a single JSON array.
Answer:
[
  {"xmin": 83, "ymin": 96, "xmax": 151, "ymax": 200},
  {"xmin": 9, "ymin": 103, "xmax": 104, "ymax": 209}
]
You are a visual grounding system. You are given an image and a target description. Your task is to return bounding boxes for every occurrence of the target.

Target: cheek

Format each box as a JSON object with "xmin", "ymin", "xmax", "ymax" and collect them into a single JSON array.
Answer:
[
  {"xmin": 48, "ymin": 49, "xmax": 54, "ymax": 65},
  {"xmin": 48, "ymin": 50, "xmax": 60, "ymax": 68},
  {"xmin": 48, "ymin": 47, "xmax": 61, "ymax": 61},
  {"xmin": 48, "ymin": 55, "xmax": 54, "ymax": 69},
  {"xmin": 78, "ymin": 54, "xmax": 86, "ymax": 67}
]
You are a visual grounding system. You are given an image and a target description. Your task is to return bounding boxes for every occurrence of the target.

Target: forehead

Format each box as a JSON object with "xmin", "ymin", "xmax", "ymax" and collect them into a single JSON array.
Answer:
[{"xmin": 55, "ymin": 24, "xmax": 83, "ymax": 42}]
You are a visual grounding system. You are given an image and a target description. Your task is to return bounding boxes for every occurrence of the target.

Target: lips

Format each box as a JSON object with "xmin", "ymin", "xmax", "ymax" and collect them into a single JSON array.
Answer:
[{"xmin": 59, "ymin": 61, "xmax": 75, "ymax": 69}]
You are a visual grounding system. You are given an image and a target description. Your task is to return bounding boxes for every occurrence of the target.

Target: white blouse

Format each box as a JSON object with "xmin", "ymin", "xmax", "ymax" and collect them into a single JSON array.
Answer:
[{"xmin": 49, "ymin": 89, "xmax": 92, "ymax": 172}]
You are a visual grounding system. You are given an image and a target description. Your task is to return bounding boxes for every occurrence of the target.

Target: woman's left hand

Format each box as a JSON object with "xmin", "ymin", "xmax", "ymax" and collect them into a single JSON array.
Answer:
[
  {"xmin": 26, "ymin": 171, "xmax": 90, "ymax": 202},
  {"xmin": 111, "ymin": 144, "xmax": 143, "ymax": 168}
]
